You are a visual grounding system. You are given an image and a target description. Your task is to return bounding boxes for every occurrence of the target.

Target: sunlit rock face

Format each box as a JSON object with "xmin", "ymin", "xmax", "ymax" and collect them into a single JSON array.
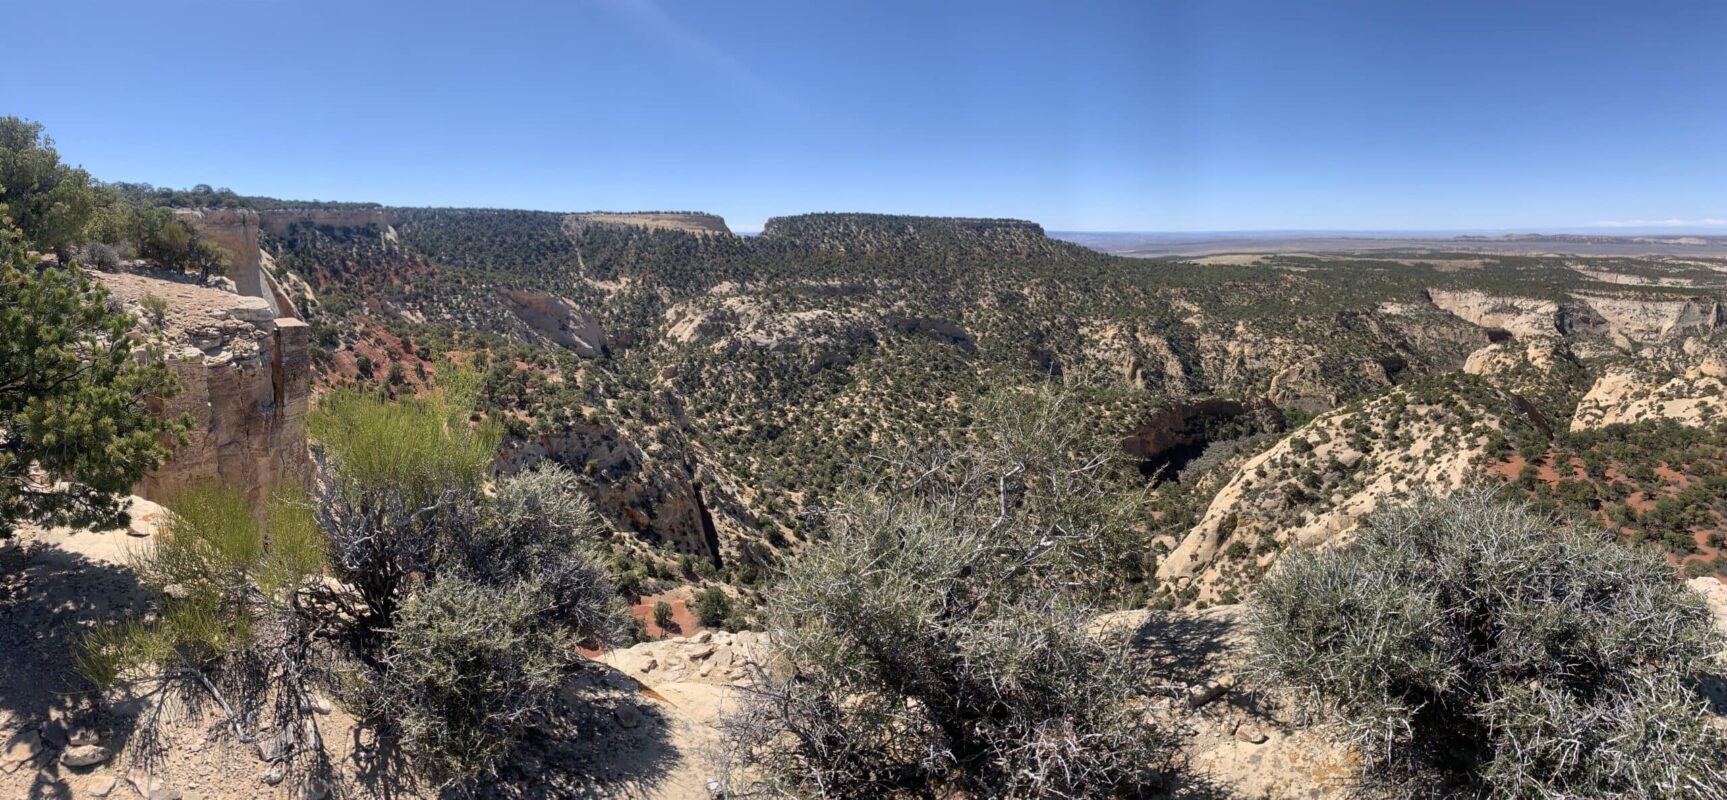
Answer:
[{"xmin": 96, "ymin": 270, "xmax": 311, "ymax": 507}]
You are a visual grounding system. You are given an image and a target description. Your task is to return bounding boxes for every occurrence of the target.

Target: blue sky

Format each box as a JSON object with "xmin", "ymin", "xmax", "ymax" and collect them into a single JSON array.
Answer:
[{"xmin": 4, "ymin": 0, "xmax": 1723, "ymax": 232}]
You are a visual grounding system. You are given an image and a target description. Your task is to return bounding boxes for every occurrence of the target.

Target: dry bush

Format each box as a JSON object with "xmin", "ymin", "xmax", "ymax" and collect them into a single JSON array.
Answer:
[
  {"xmin": 1246, "ymin": 488, "xmax": 1727, "ymax": 799},
  {"xmin": 82, "ymin": 379, "xmax": 626, "ymax": 788},
  {"xmin": 722, "ymin": 383, "xmax": 1177, "ymax": 799}
]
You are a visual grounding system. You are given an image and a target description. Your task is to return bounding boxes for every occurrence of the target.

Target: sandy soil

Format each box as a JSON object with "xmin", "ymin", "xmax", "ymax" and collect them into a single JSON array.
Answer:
[{"xmin": 0, "ymin": 503, "xmax": 725, "ymax": 800}]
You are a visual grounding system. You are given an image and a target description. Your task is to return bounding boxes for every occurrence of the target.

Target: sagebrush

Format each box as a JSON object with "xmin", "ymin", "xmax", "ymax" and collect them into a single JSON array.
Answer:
[{"xmin": 1246, "ymin": 489, "xmax": 1727, "ymax": 799}]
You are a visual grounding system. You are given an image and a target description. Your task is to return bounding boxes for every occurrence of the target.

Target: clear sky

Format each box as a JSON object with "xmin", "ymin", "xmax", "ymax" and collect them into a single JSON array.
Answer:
[{"xmin": 4, "ymin": 0, "xmax": 1724, "ymax": 232}]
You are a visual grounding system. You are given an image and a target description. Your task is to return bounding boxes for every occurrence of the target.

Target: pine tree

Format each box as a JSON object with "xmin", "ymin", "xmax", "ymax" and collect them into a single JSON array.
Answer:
[{"xmin": 0, "ymin": 218, "xmax": 185, "ymax": 534}]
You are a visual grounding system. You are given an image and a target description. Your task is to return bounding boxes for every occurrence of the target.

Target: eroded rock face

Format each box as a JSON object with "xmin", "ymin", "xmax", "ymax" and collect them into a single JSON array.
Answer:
[
  {"xmin": 500, "ymin": 426, "xmax": 738, "ymax": 564},
  {"xmin": 499, "ymin": 289, "xmax": 607, "ymax": 357},
  {"xmin": 1573, "ymin": 292, "xmax": 1724, "ymax": 347},
  {"xmin": 1427, "ymin": 289, "xmax": 1565, "ymax": 339},
  {"xmin": 175, "ymin": 208, "xmax": 273, "ymax": 312},
  {"xmin": 258, "ymin": 208, "xmax": 391, "ymax": 238},
  {"xmin": 96, "ymin": 270, "xmax": 310, "ymax": 507},
  {"xmin": 1156, "ymin": 377, "xmax": 1539, "ymax": 600},
  {"xmin": 1430, "ymin": 287, "xmax": 1722, "ymax": 348},
  {"xmin": 1267, "ymin": 355, "xmax": 1397, "ymax": 412},
  {"xmin": 1571, "ymin": 365, "xmax": 1727, "ymax": 431}
]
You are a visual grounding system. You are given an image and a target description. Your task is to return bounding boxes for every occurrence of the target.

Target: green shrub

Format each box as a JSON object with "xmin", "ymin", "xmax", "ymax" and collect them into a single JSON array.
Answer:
[
  {"xmin": 652, "ymin": 600, "xmax": 674, "ymax": 632},
  {"xmin": 692, "ymin": 587, "xmax": 733, "ymax": 629},
  {"xmin": 77, "ymin": 484, "xmax": 324, "ymax": 710},
  {"xmin": 723, "ymin": 384, "xmax": 1176, "ymax": 798},
  {"xmin": 138, "ymin": 292, "xmax": 169, "ymax": 327},
  {"xmin": 1247, "ymin": 489, "xmax": 1727, "ymax": 798},
  {"xmin": 354, "ymin": 577, "xmax": 575, "ymax": 784},
  {"xmin": 308, "ymin": 369, "xmax": 500, "ymax": 502},
  {"xmin": 84, "ymin": 379, "xmax": 622, "ymax": 790}
]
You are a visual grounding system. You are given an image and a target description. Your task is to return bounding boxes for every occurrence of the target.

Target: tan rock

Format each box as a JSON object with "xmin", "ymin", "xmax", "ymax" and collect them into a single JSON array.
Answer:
[
  {"xmin": 60, "ymin": 744, "xmax": 111, "ymax": 767},
  {"xmin": 95, "ymin": 270, "xmax": 311, "ymax": 510}
]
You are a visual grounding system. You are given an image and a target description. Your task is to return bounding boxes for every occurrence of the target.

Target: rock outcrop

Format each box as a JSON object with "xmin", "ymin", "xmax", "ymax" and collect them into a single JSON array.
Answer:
[
  {"xmin": 1573, "ymin": 292, "xmax": 1723, "ymax": 347},
  {"xmin": 1429, "ymin": 287, "xmax": 1723, "ymax": 348},
  {"xmin": 499, "ymin": 425, "xmax": 733, "ymax": 564},
  {"xmin": 175, "ymin": 208, "xmax": 275, "ymax": 313},
  {"xmin": 1426, "ymin": 289, "xmax": 1565, "ymax": 339},
  {"xmin": 1156, "ymin": 375, "xmax": 1542, "ymax": 600},
  {"xmin": 567, "ymin": 212, "xmax": 731, "ymax": 236},
  {"xmin": 258, "ymin": 207, "xmax": 391, "ymax": 238},
  {"xmin": 96, "ymin": 270, "xmax": 310, "ymax": 506},
  {"xmin": 498, "ymin": 289, "xmax": 607, "ymax": 357},
  {"xmin": 1571, "ymin": 364, "xmax": 1727, "ymax": 431}
]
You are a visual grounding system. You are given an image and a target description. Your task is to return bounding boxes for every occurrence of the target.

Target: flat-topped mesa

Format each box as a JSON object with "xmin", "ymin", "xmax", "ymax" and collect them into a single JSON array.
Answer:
[
  {"xmin": 567, "ymin": 211, "xmax": 731, "ymax": 236},
  {"xmin": 756, "ymin": 212, "xmax": 1080, "ymax": 259},
  {"xmin": 761, "ymin": 212, "xmax": 1046, "ymax": 236}
]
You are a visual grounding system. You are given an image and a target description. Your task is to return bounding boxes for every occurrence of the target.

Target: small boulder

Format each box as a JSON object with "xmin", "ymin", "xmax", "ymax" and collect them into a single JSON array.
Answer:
[
  {"xmin": 1234, "ymin": 725, "xmax": 1269, "ymax": 744},
  {"xmin": 129, "ymin": 775, "xmax": 180, "ymax": 800},
  {"xmin": 255, "ymin": 728, "xmax": 294, "ymax": 762},
  {"xmin": 60, "ymin": 744, "xmax": 112, "ymax": 767},
  {"xmin": 1186, "ymin": 674, "xmax": 1234, "ymax": 709},
  {"xmin": 306, "ymin": 693, "xmax": 332, "ymax": 715},
  {"xmin": 125, "ymin": 498, "xmax": 168, "ymax": 537},
  {"xmin": 81, "ymin": 774, "xmax": 118, "ymax": 797}
]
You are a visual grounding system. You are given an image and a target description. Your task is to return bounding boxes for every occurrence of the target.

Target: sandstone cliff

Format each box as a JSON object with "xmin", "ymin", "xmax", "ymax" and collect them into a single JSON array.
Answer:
[
  {"xmin": 1428, "ymin": 287, "xmax": 1722, "ymax": 347},
  {"xmin": 258, "ymin": 207, "xmax": 392, "ymax": 238},
  {"xmin": 1569, "ymin": 341, "xmax": 1727, "ymax": 431},
  {"xmin": 173, "ymin": 208, "xmax": 278, "ymax": 315},
  {"xmin": 567, "ymin": 212, "xmax": 731, "ymax": 236},
  {"xmin": 96, "ymin": 270, "xmax": 310, "ymax": 506},
  {"xmin": 1426, "ymin": 288, "xmax": 1568, "ymax": 339}
]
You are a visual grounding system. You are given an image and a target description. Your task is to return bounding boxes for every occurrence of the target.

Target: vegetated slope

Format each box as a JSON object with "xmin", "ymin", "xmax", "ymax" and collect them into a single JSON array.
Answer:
[{"xmin": 260, "ymin": 205, "xmax": 1727, "ymax": 605}]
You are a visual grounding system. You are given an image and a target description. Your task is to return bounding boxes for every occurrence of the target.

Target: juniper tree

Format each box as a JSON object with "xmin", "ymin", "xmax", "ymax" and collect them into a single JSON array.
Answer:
[{"xmin": 0, "ymin": 219, "xmax": 184, "ymax": 534}]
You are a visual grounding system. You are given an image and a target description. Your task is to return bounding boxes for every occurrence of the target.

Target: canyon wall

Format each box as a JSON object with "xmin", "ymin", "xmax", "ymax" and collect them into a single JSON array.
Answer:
[
  {"xmin": 174, "ymin": 208, "xmax": 277, "ymax": 314},
  {"xmin": 258, "ymin": 207, "xmax": 391, "ymax": 237},
  {"xmin": 107, "ymin": 207, "xmax": 316, "ymax": 504},
  {"xmin": 97, "ymin": 269, "xmax": 311, "ymax": 506}
]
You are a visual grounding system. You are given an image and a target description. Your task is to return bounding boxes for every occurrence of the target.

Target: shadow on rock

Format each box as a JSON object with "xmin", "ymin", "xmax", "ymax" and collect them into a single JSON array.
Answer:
[
  {"xmin": 346, "ymin": 664, "xmax": 684, "ymax": 800},
  {"xmin": 0, "ymin": 534, "xmax": 156, "ymax": 800}
]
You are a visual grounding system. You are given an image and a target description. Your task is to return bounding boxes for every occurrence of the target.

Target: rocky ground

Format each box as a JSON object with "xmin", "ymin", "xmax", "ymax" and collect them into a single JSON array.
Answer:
[
  {"xmin": 0, "ymin": 501, "xmax": 734, "ymax": 800},
  {"xmin": 2, "ymin": 509, "xmax": 1723, "ymax": 800}
]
